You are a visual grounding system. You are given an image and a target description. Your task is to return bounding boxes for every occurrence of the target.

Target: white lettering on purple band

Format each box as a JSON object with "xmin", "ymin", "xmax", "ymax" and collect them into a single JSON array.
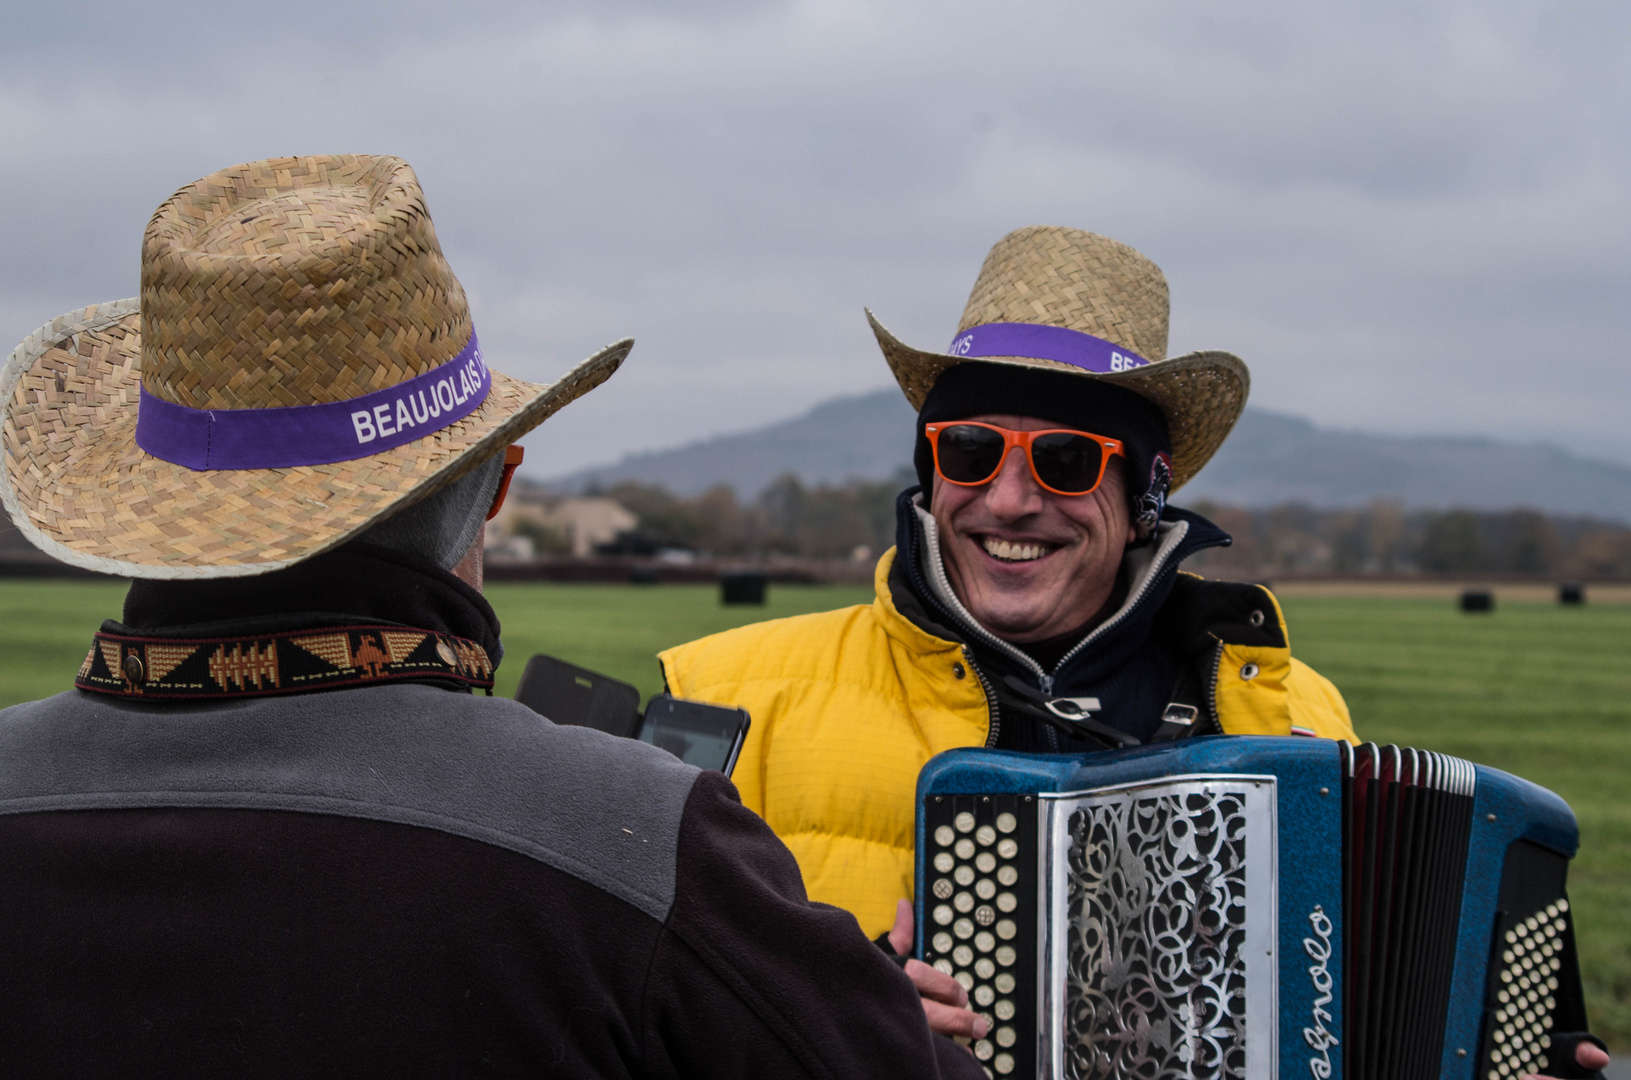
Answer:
[
  {"xmin": 945, "ymin": 322, "xmax": 1150, "ymax": 375},
  {"xmin": 137, "ymin": 332, "xmax": 490, "ymax": 470}
]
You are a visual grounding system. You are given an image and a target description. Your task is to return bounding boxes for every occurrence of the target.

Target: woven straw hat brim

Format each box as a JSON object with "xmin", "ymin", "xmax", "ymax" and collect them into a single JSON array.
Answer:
[
  {"xmin": 1, "ymin": 299, "xmax": 630, "ymax": 579},
  {"xmin": 867, "ymin": 309, "xmax": 1248, "ymax": 493}
]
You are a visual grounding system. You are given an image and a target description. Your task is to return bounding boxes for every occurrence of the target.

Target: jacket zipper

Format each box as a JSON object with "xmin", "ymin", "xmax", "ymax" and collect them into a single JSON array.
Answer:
[
  {"xmin": 965, "ymin": 646, "xmax": 1003, "ymax": 748},
  {"xmin": 910, "ymin": 505, "xmax": 1050, "ymax": 686},
  {"xmin": 1201, "ymin": 641, "xmax": 1225, "ymax": 735},
  {"xmin": 1047, "ymin": 520, "xmax": 1194, "ymax": 677}
]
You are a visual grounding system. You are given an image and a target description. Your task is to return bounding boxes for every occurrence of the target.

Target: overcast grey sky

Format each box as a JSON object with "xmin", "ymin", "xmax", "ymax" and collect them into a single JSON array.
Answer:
[{"xmin": 3, "ymin": 0, "xmax": 1627, "ymax": 477}]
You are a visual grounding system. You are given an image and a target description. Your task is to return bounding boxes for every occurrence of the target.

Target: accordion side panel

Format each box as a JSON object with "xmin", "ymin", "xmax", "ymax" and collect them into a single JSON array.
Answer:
[{"xmin": 1443, "ymin": 767, "xmax": 1581, "ymax": 1080}]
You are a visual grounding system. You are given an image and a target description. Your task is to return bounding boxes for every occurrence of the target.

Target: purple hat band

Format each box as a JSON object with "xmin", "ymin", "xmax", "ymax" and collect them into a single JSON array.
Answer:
[
  {"xmin": 135, "ymin": 332, "xmax": 491, "ymax": 470},
  {"xmin": 945, "ymin": 322, "xmax": 1149, "ymax": 375}
]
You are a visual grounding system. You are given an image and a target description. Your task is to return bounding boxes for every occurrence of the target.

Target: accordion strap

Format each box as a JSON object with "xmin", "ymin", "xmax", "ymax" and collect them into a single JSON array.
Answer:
[{"xmin": 995, "ymin": 676, "xmax": 1140, "ymax": 749}]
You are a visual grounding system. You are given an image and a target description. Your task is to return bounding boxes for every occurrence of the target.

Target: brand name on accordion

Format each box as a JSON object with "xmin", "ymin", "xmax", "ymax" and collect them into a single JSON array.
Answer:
[{"xmin": 1303, "ymin": 905, "xmax": 1339, "ymax": 1079}]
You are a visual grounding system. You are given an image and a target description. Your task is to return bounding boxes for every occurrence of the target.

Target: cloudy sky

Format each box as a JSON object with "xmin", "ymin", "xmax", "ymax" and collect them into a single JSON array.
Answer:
[{"xmin": 3, "ymin": 0, "xmax": 1627, "ymax": 478}]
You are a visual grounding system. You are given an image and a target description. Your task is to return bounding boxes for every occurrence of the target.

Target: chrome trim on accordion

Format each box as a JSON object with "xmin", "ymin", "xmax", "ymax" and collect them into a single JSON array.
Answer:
[{"xmin": 1039, "ymin": 775, "xmax": 1278, "ymax": 1080}]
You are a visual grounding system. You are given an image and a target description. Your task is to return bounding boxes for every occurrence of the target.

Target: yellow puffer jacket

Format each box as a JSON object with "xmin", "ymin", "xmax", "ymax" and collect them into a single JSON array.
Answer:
[{"xmin": 660, "ymin": 548, "xmax": 1356, "ymax": 940}]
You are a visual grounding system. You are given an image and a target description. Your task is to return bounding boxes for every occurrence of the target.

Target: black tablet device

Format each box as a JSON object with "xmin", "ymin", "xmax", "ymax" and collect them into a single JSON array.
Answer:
[
  {"xmin": 512, "ymin": 654, "xmax": 642, "ymax": 739},
  {"xmin": 638, "ymin": 695, "xmax": 751, "ymax": 776}
]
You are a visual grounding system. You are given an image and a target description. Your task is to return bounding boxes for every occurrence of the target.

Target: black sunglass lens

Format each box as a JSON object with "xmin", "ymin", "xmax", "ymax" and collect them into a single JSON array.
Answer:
[
  {"xmin": 937, "ymin": 425, "xmax": 1006, "ymax": 484},
  {"xmin": 1031, "ymin": 433, "xmax": 1103, "ymax": 493}
]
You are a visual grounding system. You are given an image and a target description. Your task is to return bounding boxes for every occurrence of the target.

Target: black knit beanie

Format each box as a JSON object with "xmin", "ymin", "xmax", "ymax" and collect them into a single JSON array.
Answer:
[{"xmin": 913, "ymin": 363, "xmax": 1174, "ymax": 534}]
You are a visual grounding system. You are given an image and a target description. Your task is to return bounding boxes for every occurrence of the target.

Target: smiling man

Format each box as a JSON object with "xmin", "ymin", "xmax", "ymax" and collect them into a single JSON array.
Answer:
[
  {"xmin": 661, "ymin": 227, "xmax": 1612, "ymax": 1076},
  {"xmin": 662, "ymin": 225, "xmax": 1355, "ymax": 933}
]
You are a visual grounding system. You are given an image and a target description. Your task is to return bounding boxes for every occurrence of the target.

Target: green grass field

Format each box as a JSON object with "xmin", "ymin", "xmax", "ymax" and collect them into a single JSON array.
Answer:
[{"xmin": 2, "ymin": 579, "xmax": 1627, "ymax": 1046}]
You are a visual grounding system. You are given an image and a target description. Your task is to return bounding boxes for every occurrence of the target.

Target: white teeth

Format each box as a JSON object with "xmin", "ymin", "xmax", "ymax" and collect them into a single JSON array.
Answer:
[{"xmin": 983, "ymin": 537, "xmax": 1051, "ymax": 562}]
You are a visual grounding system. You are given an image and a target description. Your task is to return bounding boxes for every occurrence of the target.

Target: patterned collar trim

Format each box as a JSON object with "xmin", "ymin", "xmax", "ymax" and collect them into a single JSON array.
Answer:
[{"xmin": 76, "ymin": 625, "xmax": 495, "ymax": 700}]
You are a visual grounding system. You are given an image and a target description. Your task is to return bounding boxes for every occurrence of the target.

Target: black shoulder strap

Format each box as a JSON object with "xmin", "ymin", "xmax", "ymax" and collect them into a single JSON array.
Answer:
[{"xmin": 993, "ymin": 675, "xmax": 1141, "ymax": 750}]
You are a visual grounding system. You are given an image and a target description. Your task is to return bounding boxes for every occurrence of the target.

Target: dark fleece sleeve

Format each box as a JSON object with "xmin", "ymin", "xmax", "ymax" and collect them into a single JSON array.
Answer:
[{"xmin": 641, "ymin": 771, "xmax": 985, "ymax": 1080}]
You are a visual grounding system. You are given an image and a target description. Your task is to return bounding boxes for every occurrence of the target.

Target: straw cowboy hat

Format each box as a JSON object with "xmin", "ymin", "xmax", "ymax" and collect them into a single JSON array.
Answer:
[
  {"xmin": 0, "ymin": 155, "xmax": 630, "ymax": 580},
  {"xmin": 867, "ymin": 225, "xmax": 1248, "ymax": 492}
]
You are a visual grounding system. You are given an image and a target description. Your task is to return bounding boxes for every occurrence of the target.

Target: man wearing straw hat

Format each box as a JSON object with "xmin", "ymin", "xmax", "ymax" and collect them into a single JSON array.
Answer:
[
  {"xmin": 0, "ymin": 156, "xmax": 988, "ymax": 1077},
  {"xmin": 659, "ymin": 229, "xmax": 1625, "ymax": 1079},
  {"xmin": 663, "ymin": 228, "xmax": 1358, "ymax": 944}
]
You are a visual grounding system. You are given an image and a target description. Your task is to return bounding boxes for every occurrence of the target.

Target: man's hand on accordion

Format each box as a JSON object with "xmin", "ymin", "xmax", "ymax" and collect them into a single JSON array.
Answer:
[
  {"xmin": 887, "ymin": 899, "xmax": 991, "ymax": 1042},
  {"xmin": 1525, "ymin": 1033, "xmax": 1611, "ymax": 1079}
]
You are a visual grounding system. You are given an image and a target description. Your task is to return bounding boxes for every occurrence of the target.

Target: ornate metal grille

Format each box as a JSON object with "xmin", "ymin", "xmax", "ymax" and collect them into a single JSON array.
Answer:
[{"xmin": 1041, "ymin": 777, "xmax": 1277, "ymax": 1080}]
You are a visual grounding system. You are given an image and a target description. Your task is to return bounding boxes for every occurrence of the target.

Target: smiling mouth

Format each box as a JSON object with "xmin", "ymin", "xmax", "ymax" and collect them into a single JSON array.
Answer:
[{"xmin": 982, "ymin": 537, "xmax": 1056, "ymax": 563}]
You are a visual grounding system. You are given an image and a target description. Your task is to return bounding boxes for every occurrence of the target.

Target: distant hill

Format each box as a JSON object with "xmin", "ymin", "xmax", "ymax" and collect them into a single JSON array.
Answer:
[
  {"xmin": 549, "ymin": 390, "xmax": 919, "ymax": 497},
  {"xmin": 1185, "ymin": 410, "xmax": 1631, "ymax": 521},
  {"xmin": 543, "ymin": 389, "xmax": 1631, "ymax": 521}
]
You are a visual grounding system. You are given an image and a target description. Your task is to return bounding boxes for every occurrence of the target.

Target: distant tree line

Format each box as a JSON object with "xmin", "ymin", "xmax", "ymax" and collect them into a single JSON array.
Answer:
[
  {"xmin": 1184, "ymin": 502, "xmax": 1631, "ymax": 579},
  {"xmin": 585, "ymin": 471, "xmax": 912, "ymax": 560},
  {"xmin": 573, "ymin": 479, "xmax": 1631, "ymax": 579}
]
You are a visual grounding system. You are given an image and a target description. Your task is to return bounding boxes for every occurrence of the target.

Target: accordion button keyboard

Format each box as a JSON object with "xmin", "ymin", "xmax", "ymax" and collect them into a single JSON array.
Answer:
[
  {"xmin": 974, "ymin": 985, "xmax": 994, "ymax": 1006},
  {"xmin": 995, "ymin": 919, "xmax": 1016, "ymax": 940},
  {"xmin": 974, "ymin": 931, "xmax": 995, "ymax": 953},
  {"xmin": 995, "ymin": 812, "xmax": 1016, "ymax": 833},
  {"xmin": 974, "ymin": 1040, "xmax": 994, "ymax": 1061},
  {"xmin": 953, "ymin": 945, "xmax": 974, "ymax": 966},
  {"xmin": 995, "ymin": 891, "xmax": 1016, "ymax": 912},
  {"xmin": 934, "ymin": 826, "xmax": 955, "ymax": 846},
  {"xmin": 975, "ymin": 824, "xmax": 996, "ymax": 846},
  {"xmin": 996, "ymin": 864, "xmax": 1018, "ymax": 885},
  {"xmin": 995, "ymin": 1026, "xmax": 1015, "ymax": 1048},
  {"xmin": 954, "ymin": 918, "xmax": 974, "ymax": 939},
  {"xmin": 954, "ymin": 892, "xmax": 975, "ymax": 913},
  {"xmin": 933, "ymin": 878, "xmax": 954, "ymax": 899},
  {"xmin": 994, "ymin": 946, "xmax": 1015, "ymax": 966},
  {"xmin": 954, "ymin": 812, "xmax": 976, "ymax": 833},
  {"xmin": 993, "ymin": 973, "xmax": 1014, "ymax": 994},
  {"xmin": 934, "ymin": 852, "xmax": 955, "ymax": 872},
  {"xmin": 955, "ymin": 839, "xmax": 976, "ymax": 859},
  {"xmin": 996, "ymin": 838, "xmax": 1018, "ymax": 859},
  {"xmin": 975, "ymin": 958, "xmax": 995, "ymax": 979},
  {"xmin": 955, "ymin": 865, "xmax": 974, "ymax": 885},
  {"xmin": 975, "ymin": 878, "xmax": 996, "ymax": 900},
  {"xmin": 933, "ymin": 932, "xmax": 953, "ymax": 953},
  {"xmin": 975, "ymin": 852, "xmax": 996, "ymax": 873},
  {"xmin": 995, "ymin": 999, "xmax": 1014, "ymax": 1020},
  {"xmin": 975, "ymin": 905, "xmax": 996, "ymax": 926},
  {"xmin": 993, "ymin": 1051, "xmax": 1014, "ymax": 1073},
  {"xmin": 933, "ymin": 904, "xmax": 953, "ymax": 925}
]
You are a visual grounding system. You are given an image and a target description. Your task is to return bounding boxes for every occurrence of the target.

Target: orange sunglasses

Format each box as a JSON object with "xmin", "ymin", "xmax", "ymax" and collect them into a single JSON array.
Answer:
[
  {"xmin": 924, "ymin": 422, "xmax": 1123, "ymax": 497},
  {"xmin": 486, "ymin": 445, "xmax": 525, "ymax": 521}
]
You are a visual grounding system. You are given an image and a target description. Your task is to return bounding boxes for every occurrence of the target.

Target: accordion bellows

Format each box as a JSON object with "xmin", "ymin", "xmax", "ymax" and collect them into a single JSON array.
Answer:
[{"xmin": 914, "ymin": 738, "xmax": 1586, "ymax": 1080}]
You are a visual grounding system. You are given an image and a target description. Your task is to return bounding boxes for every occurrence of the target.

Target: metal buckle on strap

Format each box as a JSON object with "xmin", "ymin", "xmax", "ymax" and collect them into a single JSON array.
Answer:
[
  {"xmin": 1152, "ymin": 703, "xmax": 1199, "ymax": 741},
  {"xmin": 1043, "ymin": 696, "xmax": 1102, "ymax": 721}
]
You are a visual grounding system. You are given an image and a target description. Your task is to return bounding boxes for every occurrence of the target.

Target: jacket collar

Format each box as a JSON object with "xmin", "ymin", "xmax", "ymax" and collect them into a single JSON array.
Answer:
[{"xmin": 887, "ymin": 487, "xmax": 1228, "ymax": 690}]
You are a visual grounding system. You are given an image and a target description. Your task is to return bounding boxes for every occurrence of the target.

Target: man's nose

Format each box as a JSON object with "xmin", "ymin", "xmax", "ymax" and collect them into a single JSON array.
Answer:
[{"xmin": 984, "ymin": 447, "xmax": 1044, "ymax": 518}]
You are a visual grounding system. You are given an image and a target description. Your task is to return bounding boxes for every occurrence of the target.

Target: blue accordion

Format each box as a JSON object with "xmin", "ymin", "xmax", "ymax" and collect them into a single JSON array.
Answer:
[{"xmin": 913, "ymin": 737, "xmax": 1586, "ymax": 1080}]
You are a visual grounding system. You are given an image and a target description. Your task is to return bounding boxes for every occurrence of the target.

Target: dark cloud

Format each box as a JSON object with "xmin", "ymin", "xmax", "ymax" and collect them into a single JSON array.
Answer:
[{"xmin": 2, "ymin": 0, "xmax": 1627, "ymax": 476}]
